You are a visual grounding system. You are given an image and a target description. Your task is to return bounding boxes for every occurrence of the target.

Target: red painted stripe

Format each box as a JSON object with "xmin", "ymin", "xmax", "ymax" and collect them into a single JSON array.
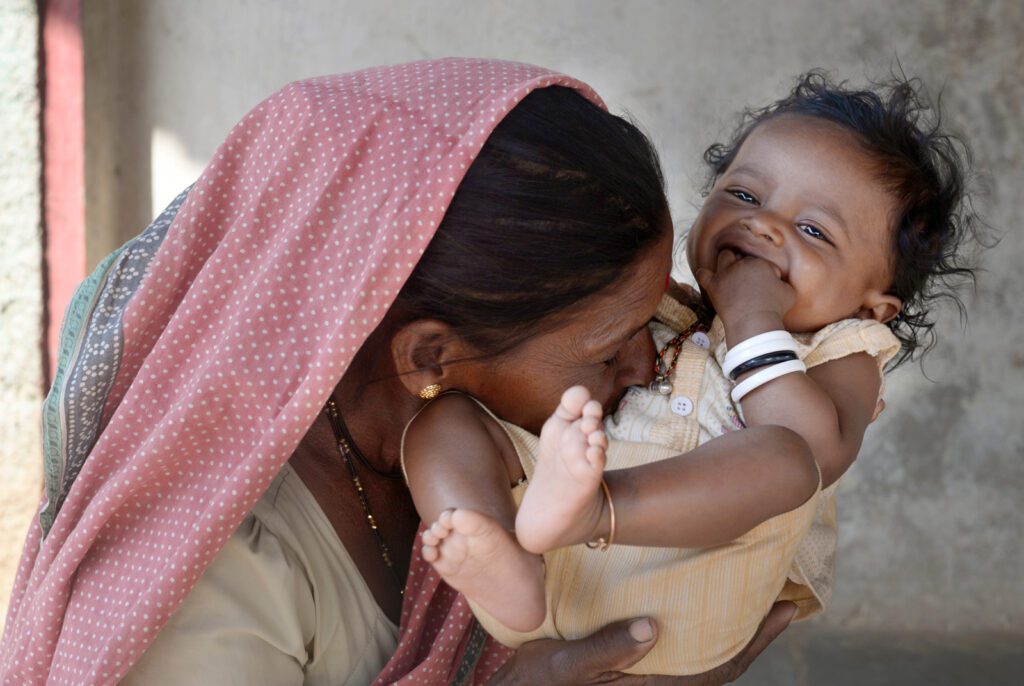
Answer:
[{"xmin": 42, "ymin": 0, "xmax": 84, "ymax": 381}]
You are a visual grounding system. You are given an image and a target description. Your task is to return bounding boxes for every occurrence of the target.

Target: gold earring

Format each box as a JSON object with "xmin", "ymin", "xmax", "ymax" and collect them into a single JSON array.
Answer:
[{"xmin": 418, "ymin": 383, "xmax": 442, "ymax": 400}]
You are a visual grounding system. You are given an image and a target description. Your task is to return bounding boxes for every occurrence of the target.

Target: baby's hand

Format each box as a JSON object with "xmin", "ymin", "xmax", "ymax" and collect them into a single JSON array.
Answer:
[{"xmin": 695, "ymin": 249, "xmax": 795, "ymax": 329}]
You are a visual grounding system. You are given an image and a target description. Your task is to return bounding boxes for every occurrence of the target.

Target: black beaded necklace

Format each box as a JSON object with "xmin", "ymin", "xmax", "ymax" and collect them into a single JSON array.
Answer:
[{"xmin": 323, "ymin": 397, "xmax": 405, "ymax": 596}]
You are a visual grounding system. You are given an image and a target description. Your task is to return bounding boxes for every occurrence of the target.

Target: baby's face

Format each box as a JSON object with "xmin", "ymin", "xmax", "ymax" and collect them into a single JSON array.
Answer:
[{"xmin": 687, "ymin": 114, "xmax": 902, "ymax": 332}]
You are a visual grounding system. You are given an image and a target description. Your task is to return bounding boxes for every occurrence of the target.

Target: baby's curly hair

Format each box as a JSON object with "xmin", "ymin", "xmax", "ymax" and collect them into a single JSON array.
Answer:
[{"xmin": 703, "ymin": 71, "xmax": 982, "ymax": 367}]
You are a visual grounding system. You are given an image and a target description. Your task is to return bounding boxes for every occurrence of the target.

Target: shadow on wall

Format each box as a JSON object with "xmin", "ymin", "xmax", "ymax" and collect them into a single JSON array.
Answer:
[{"xmin": 83, "ymin": 0, "xmax": 152, "ymax": 266}]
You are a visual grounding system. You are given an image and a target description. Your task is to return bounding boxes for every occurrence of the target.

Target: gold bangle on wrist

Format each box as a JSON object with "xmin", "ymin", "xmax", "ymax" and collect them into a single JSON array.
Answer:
[{"xmin": 585, "ymin": 478, "xmax": 616, "ymax": 551}]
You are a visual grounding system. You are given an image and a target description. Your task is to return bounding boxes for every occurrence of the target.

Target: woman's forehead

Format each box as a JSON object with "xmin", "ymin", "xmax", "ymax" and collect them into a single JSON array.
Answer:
[{"xmin": 568, "ymin": 234, "xmax": 672, "ymax": 349}]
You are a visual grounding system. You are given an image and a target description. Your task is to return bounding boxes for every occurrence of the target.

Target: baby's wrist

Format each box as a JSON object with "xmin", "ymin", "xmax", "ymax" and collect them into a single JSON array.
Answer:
[{"xmin": 722, "ymin": 310, "xmax": 788, "ymax": 347}]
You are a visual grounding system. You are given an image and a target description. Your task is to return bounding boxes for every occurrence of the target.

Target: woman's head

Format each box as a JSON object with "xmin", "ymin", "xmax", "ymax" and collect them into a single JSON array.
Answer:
[
  {"xmin": 689, "ymin": 71, "xmax": 979, "ymax": 366},
  {"xmin": 387, "ymin": 86, "xmax": 672, "ymax": 429}
]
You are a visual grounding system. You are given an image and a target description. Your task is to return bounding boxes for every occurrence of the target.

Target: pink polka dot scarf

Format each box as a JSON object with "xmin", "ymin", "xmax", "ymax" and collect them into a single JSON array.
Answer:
[{"xmin": 0, "ymin": 58, "xmax": 603, "ymax": 685}]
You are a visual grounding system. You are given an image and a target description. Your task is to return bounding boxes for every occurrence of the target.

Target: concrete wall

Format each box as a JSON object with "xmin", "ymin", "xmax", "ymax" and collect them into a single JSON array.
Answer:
[
  {"xmin": 0, "ymin": 0, "xmax": 43, "ymax": 623},
  {"xmin": 60, "ymin": 0, "xmax": 1024, "ymax": 633}
]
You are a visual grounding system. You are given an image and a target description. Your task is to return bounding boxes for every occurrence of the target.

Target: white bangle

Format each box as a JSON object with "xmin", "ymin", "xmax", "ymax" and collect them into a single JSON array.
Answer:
[
  {"xmin": 724, "ymin": 330, "xmax": 795, "ymax": 361},
  {"xmin": 730, "ymin": 359, "xmax": 807, "ymax": 403},
  {"xmin": 723, "ymin": 330, "xmax": 799, "ymax": 378}
]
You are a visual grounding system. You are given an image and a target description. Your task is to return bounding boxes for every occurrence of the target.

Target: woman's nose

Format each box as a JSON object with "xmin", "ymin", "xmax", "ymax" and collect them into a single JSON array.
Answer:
[{"xmin": 616, "ymin": 326, "xmax": 657, "ymax": 390}]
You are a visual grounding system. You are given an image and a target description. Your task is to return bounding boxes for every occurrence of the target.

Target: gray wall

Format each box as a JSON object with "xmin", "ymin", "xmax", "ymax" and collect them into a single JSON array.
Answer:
[
  {"xmin": 0, "ymin": 0, "xmax": 43, "ymax": 621},
  {"xmin": 75, "ymin": 0, "xmax": 1024, "ymax": 634}
]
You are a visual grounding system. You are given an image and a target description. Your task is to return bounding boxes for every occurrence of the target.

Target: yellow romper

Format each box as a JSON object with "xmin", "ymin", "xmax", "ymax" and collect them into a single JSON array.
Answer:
[{"xmin": 433, "ymin": 293, "xmax": 900, "ymax": 675}]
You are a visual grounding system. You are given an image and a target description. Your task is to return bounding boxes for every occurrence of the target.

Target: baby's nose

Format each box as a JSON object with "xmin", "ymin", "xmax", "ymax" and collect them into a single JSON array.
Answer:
[{"xmin": 744, "ymin": 212, "xmax": 786, "ymax": 245}]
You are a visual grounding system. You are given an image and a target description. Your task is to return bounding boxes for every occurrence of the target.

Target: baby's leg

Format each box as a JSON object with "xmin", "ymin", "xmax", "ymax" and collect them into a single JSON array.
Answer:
[
  {"xmin": 516, "ymin": 386, "xmax": 608, "ymax": 554},
  {"xmin": 404, "ymin": 393, "xmax": 545, "ymax": 632},
  {"xmin": 421, "ymin": 509, "xmax": 544, "ymax": 631}
]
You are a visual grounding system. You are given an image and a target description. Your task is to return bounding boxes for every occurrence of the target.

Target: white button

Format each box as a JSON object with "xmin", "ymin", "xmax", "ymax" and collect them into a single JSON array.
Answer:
[
  {"xmin": 670, "ymin": 396, "xmax": 694, "ymax": 416},
  {"xmin": 692, "ymin": 332, "xmax": 711, "ymax": 349}
]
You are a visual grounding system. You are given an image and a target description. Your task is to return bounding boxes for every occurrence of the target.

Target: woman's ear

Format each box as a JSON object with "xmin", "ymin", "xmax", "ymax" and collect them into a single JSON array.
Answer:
[{"xmin": 390, "ymin": 319, "xmax": 475, "ymax": 398}]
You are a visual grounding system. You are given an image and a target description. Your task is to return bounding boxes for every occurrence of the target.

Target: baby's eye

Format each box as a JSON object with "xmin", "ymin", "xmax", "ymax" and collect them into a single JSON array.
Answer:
[
  {"xmin": 728, "ymin": 189, "xmax": 758, "ymax": 204},
  {"xmin": 799, "ymin": 223, "xmax": 830, "ymax": 243}
]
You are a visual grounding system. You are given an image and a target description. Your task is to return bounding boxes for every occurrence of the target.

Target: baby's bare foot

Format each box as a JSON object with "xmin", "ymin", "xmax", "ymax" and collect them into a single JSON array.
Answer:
[
  {"xmin": 421, "ymin": 509, "xmax": 545, "ymax": 632},
  {"xmin": 515, "ymin": 386, "xmax": 608, "ymax": 554}
]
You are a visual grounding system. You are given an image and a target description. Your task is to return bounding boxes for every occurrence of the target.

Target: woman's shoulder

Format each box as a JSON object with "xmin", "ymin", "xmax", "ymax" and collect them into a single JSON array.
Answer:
[
  {"xmin": 122, "ymin": 463, "xmax": 398, "ymax": 685},
  {"xmin": 120, "ymin": 490, "xmax": 318, "ymax": 684}
]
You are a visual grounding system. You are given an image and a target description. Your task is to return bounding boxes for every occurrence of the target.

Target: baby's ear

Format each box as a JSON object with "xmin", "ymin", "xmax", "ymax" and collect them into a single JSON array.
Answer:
[
  {"xmin": 390, "ymin": 319, "xmax": 473, "ymax": 398},
  {"xmin": 857, "ymin": 291, "xmax": 902, "ymax": 324}
]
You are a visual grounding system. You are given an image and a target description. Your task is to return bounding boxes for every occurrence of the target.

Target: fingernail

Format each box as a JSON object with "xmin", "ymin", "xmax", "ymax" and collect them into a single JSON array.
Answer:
[{"xmin": 629, "ymin": 618, "xmax": 654, "ymax": 643}]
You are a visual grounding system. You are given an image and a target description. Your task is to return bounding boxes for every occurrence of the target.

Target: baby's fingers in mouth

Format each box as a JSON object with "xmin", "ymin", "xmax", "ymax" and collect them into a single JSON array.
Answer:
[{"xmin": 716, "ymin": 248, "xmax": 742, "ymax": 269}]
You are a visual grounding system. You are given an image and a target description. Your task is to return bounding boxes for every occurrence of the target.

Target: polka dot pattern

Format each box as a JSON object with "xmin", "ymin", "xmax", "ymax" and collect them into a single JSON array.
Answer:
[{"xmin": 0, "ymin": 59, "xmax": 603, "ymax": 685}]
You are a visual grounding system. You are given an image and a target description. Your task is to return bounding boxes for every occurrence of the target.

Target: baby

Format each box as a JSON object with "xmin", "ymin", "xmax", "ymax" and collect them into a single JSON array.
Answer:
[{"xmin": 402, "ymin": 72, "xmax": 977, "ymax": 674}]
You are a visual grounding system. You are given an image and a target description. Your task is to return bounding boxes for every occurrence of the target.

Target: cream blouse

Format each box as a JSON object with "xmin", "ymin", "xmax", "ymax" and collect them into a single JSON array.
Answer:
[{"xmin": 121, "ymin": 462, "xmax": 398, "ymax": 685}]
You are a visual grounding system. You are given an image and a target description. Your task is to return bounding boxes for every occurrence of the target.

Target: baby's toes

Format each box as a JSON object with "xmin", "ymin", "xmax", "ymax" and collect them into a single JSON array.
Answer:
[
  {"xmin": 585, "ymin": 431, "xmax": 607, "ymax": 468},
  {"xmin": 437, "ymin": 509, "xmax": 455, "ymax": 530},
  {"xmin": 585, "ymin": 443, "xmax": 607, "ymax": 469},
  {"xmin": 422, "ymin": 528, "xmax": 442, "ymax": 547},
  {"xmin": 430, "ymin": 519, "xmax": 452, "ymax": 541},
  {"xmin": 450, "ymin": 508, "xmax": 492, "ymax": 539},
  {"xmin": 555, "ymin": 386, "xmax": 591, "ymax": 421},
  {"xmin": 581, "ymin": 399, "xmax": 604, "ymax": 422},
  {"xmin": 580, "ymin": 412, "xmax": 601, "ymax": 435},
  {"xmin": 421, "ymin": 541, "xmax": 440, "ymax": 563},
  {"xmin": 438, "ymin": 531, "xmax": 469, "ymax": 565}
]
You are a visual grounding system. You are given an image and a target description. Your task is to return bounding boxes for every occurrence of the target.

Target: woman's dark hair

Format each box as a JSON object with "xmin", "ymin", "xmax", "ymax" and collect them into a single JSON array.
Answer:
[
  {"xmin": 704, "ymin": 71, "xmax": 982, "ymax": 368},
  {"xmin": 393, "ymin": 86, "xmax": 669, "ymax": 357}
]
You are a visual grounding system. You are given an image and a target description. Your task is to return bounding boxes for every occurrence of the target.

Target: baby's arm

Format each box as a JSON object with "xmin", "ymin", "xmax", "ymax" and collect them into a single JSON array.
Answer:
[
  {"xmin": 600, "ymin": 424, "xmax": 819, "ymax": 548},
  {"xmin": 697, "ymin": 252, "xmax": 882, "ymax": 487},
  {"xmin": 520, "ymin": 386, "xmax": 819, "ymax": 552}
]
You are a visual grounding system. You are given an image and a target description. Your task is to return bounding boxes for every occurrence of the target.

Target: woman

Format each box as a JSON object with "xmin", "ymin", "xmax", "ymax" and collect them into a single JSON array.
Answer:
[{"xmin": 0, "ymin": 59, "xmax": 791, "ymax": 685}]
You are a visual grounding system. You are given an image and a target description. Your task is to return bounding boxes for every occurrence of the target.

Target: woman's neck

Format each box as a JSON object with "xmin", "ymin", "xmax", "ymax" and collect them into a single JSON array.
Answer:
[
  {"xmin": 289, "ymin": 335, "xmax": 423, "ymax": 622},
  {"xmin": 331, "ymin": 338, "xmax": 421, "ymax": 476}
]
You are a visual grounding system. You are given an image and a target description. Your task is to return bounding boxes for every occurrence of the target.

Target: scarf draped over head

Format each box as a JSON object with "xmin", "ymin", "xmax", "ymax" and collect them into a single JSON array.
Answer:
[{"xmin": 0, "ymin": 58, "xmax": 603, "ymax": 685}]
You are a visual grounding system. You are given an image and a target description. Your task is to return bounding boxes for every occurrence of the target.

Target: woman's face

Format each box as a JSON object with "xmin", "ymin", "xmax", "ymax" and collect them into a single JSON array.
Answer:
[{"xmin": 460, "ymin": 230, "xmax": 673, "ymax": 434}]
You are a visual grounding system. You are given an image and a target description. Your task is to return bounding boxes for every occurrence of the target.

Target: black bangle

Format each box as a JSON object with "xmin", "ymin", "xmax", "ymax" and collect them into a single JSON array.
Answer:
[{"xmin": 729, "ymin": 351, "xmax": 799, "ymax": 380}]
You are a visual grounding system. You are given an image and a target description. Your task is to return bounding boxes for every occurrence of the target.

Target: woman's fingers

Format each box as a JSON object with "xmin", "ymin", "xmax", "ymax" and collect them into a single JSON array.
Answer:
[
  {"xmin": 685, "ymin": 600, "xmax": 798, "ymax": 685},
  {"xmin": 551, "ymin": 617, "xmax": 659, "ymax": 678},
  {"xmin": 488, "ymin": 617, "xmax": 659, "ymax": 685},
  {"xmin": 627, "ymin": 601, "xmax": 798, "ymax": 686},
  {"xmin": 733, "ymin": 601, "xmax": 797, "ymax": 669},
  {"xmin": 490, "ymin": 602, "xmax": 795, "ymax": 686}
]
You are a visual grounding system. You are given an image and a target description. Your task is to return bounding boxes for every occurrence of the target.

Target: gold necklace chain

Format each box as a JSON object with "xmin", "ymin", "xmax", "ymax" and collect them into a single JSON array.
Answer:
[{"xmin": 324, "ymin": 398, "xmax": 405, "ymax": 596}]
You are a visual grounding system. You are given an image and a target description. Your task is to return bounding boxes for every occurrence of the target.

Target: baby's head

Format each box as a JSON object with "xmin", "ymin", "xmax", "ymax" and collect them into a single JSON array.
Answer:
[{"xmin": 686, "ymin": 71, "xmax": 978, "ymax": 366}]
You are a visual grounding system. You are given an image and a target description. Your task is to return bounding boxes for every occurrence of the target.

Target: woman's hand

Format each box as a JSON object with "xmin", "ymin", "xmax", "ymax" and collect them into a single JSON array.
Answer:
[{"xmin": 487, "ymin": 601, "xmax": 797, "ymax": 685}]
